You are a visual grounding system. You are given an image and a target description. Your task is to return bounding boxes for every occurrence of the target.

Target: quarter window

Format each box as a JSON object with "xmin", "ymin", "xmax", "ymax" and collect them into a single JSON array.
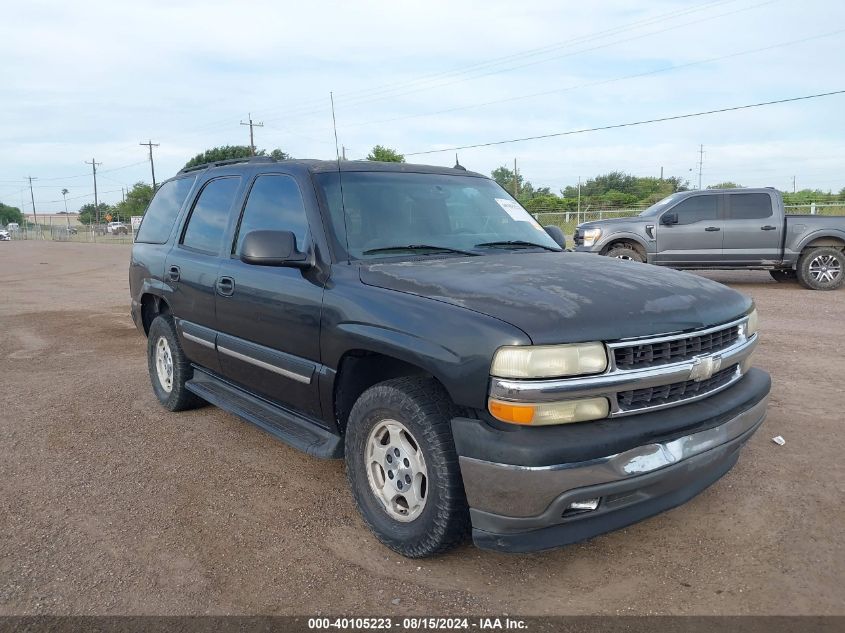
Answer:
[
  {"xmin": 182, "ymin": 177, "xmax": 241, "ymax": 254},
  {"xmin": 728, "ymin": 193, "xmax": 772, "ymax": 220},
  {"xmin": 668, "ymin": 195, "xmax": 719, "ymax": 225},
  {"xmin": 135, "ymin": 177, "xmax": 195, "ymax": 244},
  {"xmin": 234, "ymin": 174, "xmax": 309, "ymax": 253}
]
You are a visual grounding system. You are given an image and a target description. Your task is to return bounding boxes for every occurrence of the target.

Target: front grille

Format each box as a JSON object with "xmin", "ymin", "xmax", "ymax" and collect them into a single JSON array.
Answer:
[
  {"xmin": 573, "ymin": 228, "xmax": 583, "ymax": 246},
  {"xmin": 617, "ymin": 364, "xmax": 738, "ymax": 411},
  {"xmin": 613, "ymin": 325, "xmax": 740, "ymax": 370}
]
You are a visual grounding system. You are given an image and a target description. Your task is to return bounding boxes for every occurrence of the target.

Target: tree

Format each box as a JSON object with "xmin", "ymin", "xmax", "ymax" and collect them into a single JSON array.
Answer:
[
  {"xmin": 77, "ymin": 202, "xmax": 112, "ymax": 225},
  {"xmin": 183, "ymin": 145, "xmax": 292, "ymax": 169},
  {"xmin": 491, "ymin": 165, "xmax": 533, "ymax": 198},
  {"xmin": 112, "ymin": 182, "xmax": 154, "ymax": 221},
  {"xmin": 366, "ymin": 145, "xmax": 405, "ymax": 163},
  {"xmin": 708, "ymin": 182, "xmax": 742, "ymax": 189},
  {"xmin": 0, "ymin": 202, "xmax": 24, "ymax": 226}
]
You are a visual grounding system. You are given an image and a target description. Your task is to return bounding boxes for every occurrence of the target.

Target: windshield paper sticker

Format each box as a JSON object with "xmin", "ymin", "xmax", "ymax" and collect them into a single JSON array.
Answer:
[{"xmin": 496, "ymin": 198, "xmax": 544, "ymax": 230}]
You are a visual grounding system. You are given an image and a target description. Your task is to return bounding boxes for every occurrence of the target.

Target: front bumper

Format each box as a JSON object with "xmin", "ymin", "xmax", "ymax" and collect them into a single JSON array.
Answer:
[{"xmin": 452, "ymin": 369, "xmax": 770, "ymax": 553}]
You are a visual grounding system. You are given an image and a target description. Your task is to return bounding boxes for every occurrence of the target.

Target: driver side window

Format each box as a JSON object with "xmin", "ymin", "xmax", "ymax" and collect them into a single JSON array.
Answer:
[{"xmin": 667, "ymin": 195, "xmax": 720, "ymax": 225}]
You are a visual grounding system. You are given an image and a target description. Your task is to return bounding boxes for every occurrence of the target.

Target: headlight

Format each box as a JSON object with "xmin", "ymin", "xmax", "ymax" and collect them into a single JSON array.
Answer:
[
  {"xmin": 491, "ymin": 342, "xmax": 608, "ymax": 379},
  {"xmin": 489, "ymin": 397, "xmax": 610, "ymax": 425},
  {"xmin": 745, "ymin": 308, "xmax": 758, "ymax": 338},
  {"xmin": 582, "ymin": 227, "xmax": 602, "ymax": 246}
]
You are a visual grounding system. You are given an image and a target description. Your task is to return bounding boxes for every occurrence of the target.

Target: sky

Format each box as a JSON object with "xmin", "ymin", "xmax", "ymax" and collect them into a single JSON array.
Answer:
[{"xmin": 1, "ymin": 0, "xmax": 844, "ymax": 213}]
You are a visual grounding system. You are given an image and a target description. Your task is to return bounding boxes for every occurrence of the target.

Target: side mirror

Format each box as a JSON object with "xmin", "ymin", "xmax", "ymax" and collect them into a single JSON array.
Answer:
[
  {"xmin": 661, "ymin": 212, "xmax": 678, "ymax": 226},
  {"xmin": 240, "ymin": 230, "xmax": 309, "ymax": 268},
  {"xmin": 543, "ymin": 225, "xmax": 567, "ymax": 249}
]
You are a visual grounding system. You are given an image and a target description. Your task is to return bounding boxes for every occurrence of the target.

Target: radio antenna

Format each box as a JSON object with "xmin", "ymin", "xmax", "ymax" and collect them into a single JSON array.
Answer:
[{"xmin": 330, "ymin": 91, "xmax": 351, "ymax": 264}]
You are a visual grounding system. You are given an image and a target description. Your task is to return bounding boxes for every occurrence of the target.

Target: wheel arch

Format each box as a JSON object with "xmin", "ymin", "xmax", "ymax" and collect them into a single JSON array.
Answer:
[
  {"xmin": 600, "ymin": 234, "xmax": 648, "ymax": 259},
  {"xmin": 796, "ymin": 229, "xmax": 845, "ymax": 254}
]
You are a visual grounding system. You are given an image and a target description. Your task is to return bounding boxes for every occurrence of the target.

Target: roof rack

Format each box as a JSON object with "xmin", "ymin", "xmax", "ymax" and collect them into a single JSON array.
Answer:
[{"xmin": 178, "ymin": 155, "xmax": 276, "ymax": 174}]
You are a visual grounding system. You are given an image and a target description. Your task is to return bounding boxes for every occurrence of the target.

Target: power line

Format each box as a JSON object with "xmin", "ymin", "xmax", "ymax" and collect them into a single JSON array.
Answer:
[
  {"xmin": 262, "ymin": 0, "xmax": 774, "ymax": 124},
  {"xmin": 338, "ymin": 27, "xmax": 844, "ymax": 131},
  {"xmin": 139, "ymin": 140, "xmax": 160, "ymax": 190},
  {"xmin": 404, "ymin": 90, "xmax": 845, "ymax": 156}
]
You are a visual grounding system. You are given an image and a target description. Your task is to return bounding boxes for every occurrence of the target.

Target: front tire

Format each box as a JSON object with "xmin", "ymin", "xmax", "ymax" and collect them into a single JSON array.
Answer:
[
  {"xmin": 345, "ymin": 377, "xmax": 470, "ymax": 558},
  {"xmin": 796, "ymin": 247, "xmax": 845, "ymax": 291},
  {"xmin": 147, "ymin": 315, "xmax": 204, "ymax": 411},
  {"xmin": 606, "ymin": 244, "xmax": 644, "ymax": 262}
]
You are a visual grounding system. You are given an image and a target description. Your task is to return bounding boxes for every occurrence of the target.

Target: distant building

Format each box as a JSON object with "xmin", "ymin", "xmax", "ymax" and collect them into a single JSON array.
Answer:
[{"xmin": 26, "ymin": 213, "xmax": 82, "ymax": 226}]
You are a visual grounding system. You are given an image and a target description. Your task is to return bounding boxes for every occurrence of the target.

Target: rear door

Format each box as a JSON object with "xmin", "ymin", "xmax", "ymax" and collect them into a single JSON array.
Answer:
[
  {"xmin": 165, "ymin": 176, "xmax": 243, "ymax": 373},
  {"xmin": 722, "ymin": 191, "xmax": 781, "ymax": 265},
  {"xmin": 214, "ymin": 173, "xmax": 324, "ymax": 418},
  {"xmin": 654, "ymin": 193, "xmax": 724, "ymax": 265}
]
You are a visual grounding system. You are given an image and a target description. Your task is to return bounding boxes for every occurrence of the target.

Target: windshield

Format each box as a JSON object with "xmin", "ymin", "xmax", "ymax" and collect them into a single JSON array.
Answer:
[
  {"xmin": 313, "ymin": 171, "xmax": 561, "ymax": 260},
  {"xmin": 638, "ymin": 192, "xmax": 686, "ymax": 217}
]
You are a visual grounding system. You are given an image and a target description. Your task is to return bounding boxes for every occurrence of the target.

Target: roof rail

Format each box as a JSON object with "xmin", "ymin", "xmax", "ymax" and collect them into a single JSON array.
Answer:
[{"xmin": 178, "ymin": 155, "xmax": 276, "ymax": 174}]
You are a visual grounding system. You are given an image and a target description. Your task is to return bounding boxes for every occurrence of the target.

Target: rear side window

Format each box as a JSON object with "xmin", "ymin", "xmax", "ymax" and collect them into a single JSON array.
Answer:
[
  {"xmin": 669, "ymin": 195, "xmax": 719, "ymax": 225},
  {"xmin": 234, "ymin": 174, "xmax": 309, "ymax": 253},
  {"xmin": 135, "ymin": 177, "xmax": 195, "ymax": 244},
  {"xmin": 181, "ymin": 177, "xmax": 241, "ymax": 254},
  {"xmin": 728, "ymin": 193, "xmax": 772, "ymax": 219}
]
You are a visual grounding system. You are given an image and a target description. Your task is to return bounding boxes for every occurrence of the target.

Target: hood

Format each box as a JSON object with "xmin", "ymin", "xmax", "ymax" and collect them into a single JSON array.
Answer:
[
  {"xmin": 577, "ymin": 216, "xmax": 640, "ymax": 229},
  {"xmin": 359, "ymin": 253, "xmax": 751, "ymax": 344}
]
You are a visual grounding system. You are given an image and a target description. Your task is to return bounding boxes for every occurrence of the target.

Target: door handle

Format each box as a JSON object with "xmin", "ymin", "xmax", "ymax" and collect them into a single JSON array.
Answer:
[
  {"xmin": 168, "ymin": 265, "xmax": 181, "ymax": 282},
  {"xmin": 704, "ymin": 226, "xmax": 721, "ymax": 232},
  {"xmin": 216, "ymin": 276, "xmax": 235, "ymax": 297},
  {"xmin": 761, "ymin": 225, "xmax": 777, "ymax": 231}
]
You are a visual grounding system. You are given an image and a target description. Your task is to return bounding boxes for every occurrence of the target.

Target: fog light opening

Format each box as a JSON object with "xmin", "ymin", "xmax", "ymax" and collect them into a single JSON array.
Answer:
[{"xmin": 563, "ymin": 498, "xmax": 601, "ymax": 517}]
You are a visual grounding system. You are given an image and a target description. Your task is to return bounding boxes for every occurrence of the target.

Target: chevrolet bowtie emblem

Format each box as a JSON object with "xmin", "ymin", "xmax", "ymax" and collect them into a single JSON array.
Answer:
[{"xmin": 689, "ymin": 354, "xmax": 722, "ymax": 382}]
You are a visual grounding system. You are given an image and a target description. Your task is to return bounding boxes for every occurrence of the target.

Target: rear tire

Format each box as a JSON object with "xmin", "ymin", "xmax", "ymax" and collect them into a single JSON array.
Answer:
[
  {"xmin": 796, "ymin": 247, "xmax": 845, "ymax": 291},
  {"xmin": 345, "ymin": 376, "xmax": 470, "ymax": 558},
  {"xmin": 606, "ymin": 244, "xmax": 644, "ymax": 263},
  {"xmin": 769, "ymin": 269, "xmax": 797, "ymax": 283},
  {"xmin": 147, "ymin": 315, "xmax": 204, "ymax": 411}
]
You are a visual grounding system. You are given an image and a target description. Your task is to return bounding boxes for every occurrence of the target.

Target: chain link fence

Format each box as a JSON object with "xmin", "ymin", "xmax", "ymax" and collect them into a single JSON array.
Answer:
[{"xmin": 7, "ymin": 223, "xmax": 137, "ymax": 244}]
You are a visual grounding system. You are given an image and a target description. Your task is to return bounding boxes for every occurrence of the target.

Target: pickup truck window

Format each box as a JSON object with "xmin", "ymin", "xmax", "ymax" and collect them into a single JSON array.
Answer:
[
  {"xmin": 314, "ymin": 171, "xmax": 559, "ymax": 259},
  {"xmin": 234, "ymin": 174, "xmax": 308, "ymax": 254},
  {"xmin": 727, "ymin": 193, "xmax": 772, "ymax": 219},
  {"xmin": 181, "ymin": 177, "xmax": 241, "ymax": 254},
  {"xmin": 135, "ymin": 177, "xmax": 195, "ymax": 244},
  {"xmin": 667, "ymin": 195, "xmax": 719, "ymax": 225}
]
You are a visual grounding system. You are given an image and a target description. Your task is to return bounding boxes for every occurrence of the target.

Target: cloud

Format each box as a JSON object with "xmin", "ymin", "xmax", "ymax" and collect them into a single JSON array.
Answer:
[{"xmin": 1, "ymin": 0, "xmax": 843, "ymax": 211}]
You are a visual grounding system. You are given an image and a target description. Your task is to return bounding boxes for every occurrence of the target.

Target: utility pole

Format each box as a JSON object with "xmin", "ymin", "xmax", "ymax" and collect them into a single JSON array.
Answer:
[
  {"xmin": 139, "ymin": 140, "xmax": 159, "ymax": 190},
  {"xmin": 121, "ymin": 187, "xmax": 126, "ymax": 203},
  {"xmin": 85, "ymin": 158, "xmax": 102, "ymax": 224},
  {"xmin": 513, "ymin": 158, "xmax": 519, "ymax": 197},
  {"xmin": 660, "ymin": 166, "xmax": 664, "ymax": 180},
  {"xmin": 792, "ymin": 175, "xmax": 796, "ymax": 193},
  {"xmin": 577, "ymin": 176, "xmax": 581, "ymax": 225},
  {"xmin": 240, "ymin": 113, "xmax": 264, "ymax": 155},
  {"xmin": 697, "ymin": 144, "xmax": 705, "ymax": 190},
  {"xmin": 27, "ymin": 176, "xmax": 38, "ymax": 236},
  {"xmin": 341, "ymin": 145, "xmax": 347, "ymax": 160}
]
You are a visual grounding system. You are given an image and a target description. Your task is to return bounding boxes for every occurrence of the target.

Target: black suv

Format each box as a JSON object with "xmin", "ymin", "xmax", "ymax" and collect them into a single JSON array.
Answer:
[{"xmin": 130, "ymin": 157, "xmax": 770, "ymax": 557}]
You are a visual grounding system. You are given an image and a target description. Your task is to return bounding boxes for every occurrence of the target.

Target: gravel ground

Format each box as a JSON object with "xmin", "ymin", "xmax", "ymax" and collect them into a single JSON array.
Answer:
[{"xmin": 0, "ymin": 241, "xmax": 842, "ymax": 616}]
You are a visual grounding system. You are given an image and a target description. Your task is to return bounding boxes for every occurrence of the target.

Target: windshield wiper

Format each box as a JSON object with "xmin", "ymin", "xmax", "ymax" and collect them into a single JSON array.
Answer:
[
  {"xmin": 474, "ymin": 240, "xmax": 561, "ymax": 252},
  {"xmin": 362, "ymin": 244, "xmax": 478, "ymax": 256}
]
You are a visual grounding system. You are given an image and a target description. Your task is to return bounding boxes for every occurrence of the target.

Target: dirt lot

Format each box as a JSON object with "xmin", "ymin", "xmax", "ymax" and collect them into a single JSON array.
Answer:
[{"xmin": 0, "ymin": 241, "xmax": 842, "ymax": 616}]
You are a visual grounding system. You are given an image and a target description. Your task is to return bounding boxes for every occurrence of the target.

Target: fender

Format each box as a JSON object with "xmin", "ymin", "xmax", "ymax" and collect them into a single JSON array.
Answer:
[
  {"xmin": 792, "ymin": 228, "xmax": 845, "ymax": 254},
  {"xmin": 596, "ymin": 231, "xmax": 651, "ymax": 255}
]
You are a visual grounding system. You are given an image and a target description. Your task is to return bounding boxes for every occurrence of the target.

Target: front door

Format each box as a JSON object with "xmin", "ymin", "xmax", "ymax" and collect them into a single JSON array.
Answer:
[
  {"xmin": 214, "ymin": 173, "xmax": 324, "ymax": 418},
  {"xmin": 654, "ymin": 193, "xmax": 724, "ymax": 265}
]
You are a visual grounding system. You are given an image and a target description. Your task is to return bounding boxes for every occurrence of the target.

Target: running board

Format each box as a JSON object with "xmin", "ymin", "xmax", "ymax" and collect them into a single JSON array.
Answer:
[{"xmin": 186, "ymin": 368, "xmax": 343, "ymax": 459}]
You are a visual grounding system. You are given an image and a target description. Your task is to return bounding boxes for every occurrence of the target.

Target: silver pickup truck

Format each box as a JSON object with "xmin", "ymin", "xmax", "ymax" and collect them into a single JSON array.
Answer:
[{"xmin": 573, "ymin": 188, "xmax": 845, "ymax": 290}]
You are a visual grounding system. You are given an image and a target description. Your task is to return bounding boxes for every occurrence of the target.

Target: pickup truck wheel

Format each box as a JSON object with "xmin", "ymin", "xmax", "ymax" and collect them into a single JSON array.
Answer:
[
  {"xmin": 769, "ymin": 269, "xmax": 797, "ymax": 283},
  {"xmin": 797, "ymin": 247, "xmax": 845, "ymax": 290},
  {"xmin": 345, "ymin": 376, "xmax": 470, "ymax": 558},
  {"xmin": 606, "ymin": 245, "xmax": 644, "ymax": 263},
  {"xmin": 147, "ymin": 315, "xmax": 203, "ymax": 411}
]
